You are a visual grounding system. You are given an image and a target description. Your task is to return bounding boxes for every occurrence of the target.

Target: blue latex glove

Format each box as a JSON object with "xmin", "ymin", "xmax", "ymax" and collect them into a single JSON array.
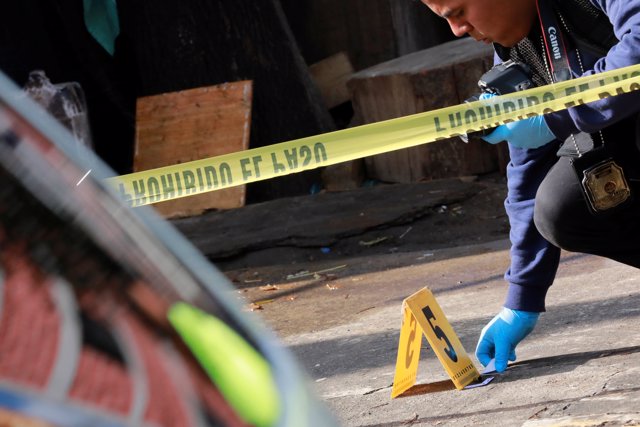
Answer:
[
  {"xmin": 477, "ymin": 92, "xmax": 555, "ymax": 149},
  {"xmin": 475, "ymin": 307, "xmax": 540, "ymax": 373},
  {"xmin": 481, "ymin": 115, "xmax": 555, "ymax": 149}
]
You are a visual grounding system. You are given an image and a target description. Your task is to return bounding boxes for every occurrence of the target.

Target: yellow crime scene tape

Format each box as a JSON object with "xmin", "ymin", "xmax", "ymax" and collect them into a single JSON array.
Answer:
[{"xmin": 107, "ymin": 64, "xmax": 640, "ymax": 207}]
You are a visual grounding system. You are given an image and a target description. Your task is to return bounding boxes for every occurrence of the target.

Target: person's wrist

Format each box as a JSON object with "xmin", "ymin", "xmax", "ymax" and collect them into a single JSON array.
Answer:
[{"xmin": 499, "ymin": 307, "xmax": 540, "ymax": 323}]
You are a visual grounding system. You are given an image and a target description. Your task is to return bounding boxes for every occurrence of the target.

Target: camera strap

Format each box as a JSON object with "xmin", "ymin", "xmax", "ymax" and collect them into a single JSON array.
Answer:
[
  {"xmin": 536, "ymin": 0, "xmax": 572, "ymax": 83},
  {"xmin": 537, "ymin": 0, "xmax": 605, "ymax": 154}
]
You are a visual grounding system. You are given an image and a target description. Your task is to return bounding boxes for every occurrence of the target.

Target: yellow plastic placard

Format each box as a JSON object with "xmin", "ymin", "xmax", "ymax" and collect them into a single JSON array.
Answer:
[
  {"xmin": 390, "ymin": 305, "xmax": 423, "ymax": 398},
  {"xmin": 391, "ymin": 287, "xmax": 480, "ymax": 397}
]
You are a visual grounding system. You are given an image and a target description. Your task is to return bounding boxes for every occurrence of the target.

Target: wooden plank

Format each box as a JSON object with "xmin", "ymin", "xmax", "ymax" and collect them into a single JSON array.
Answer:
[
  {"xmin": 321, "ymin": 159, "xmax": 366, "ymax": 192},
  {"xmin": 309, "ymin": 52, "xmax": 355, "ymax": 109},
  {"xmin": 348, "ymin": 38, "xmax": 498, "ymax": 183},
  {"xmin": 134, "ymin": 80, "xmax": 252, "ymax": 218},
  {"xmin": 309, "ymin": 52, "xmax": 364, "ymax": 191},
  {"xmin": 121, "ymin": 0, "xmax": 335, "ymax": 203}
]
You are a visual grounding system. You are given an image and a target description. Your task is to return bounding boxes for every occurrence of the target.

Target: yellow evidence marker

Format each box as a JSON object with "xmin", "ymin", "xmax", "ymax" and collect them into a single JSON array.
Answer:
[{"xmin": 391, "ymin": 287, "xmax": 481, "ymax": 397}]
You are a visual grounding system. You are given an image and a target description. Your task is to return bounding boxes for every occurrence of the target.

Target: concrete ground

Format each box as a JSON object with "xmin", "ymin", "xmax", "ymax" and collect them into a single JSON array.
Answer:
[
  {"xmin": 177, "ymin": 177, "xmax": 640, "ymax": 426},
  {"xmin": 244, "ymin": 242, "xmax": 640, "ymax": 427}
]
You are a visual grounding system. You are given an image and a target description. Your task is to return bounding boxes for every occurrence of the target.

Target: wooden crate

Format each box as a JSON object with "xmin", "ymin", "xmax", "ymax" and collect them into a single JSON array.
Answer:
[
  {"xmin": 134, "ymin": 81, "xmax": 252, "ymax": 218},
  {"xmin": 348, "ymin": 38, "xmax": 498, "ymax": 183}
]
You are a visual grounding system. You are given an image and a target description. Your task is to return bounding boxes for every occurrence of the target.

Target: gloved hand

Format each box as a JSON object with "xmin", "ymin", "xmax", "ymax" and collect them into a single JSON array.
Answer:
[
  {"xmin": 475, "ymin": 307, "xmax": 540, "ymax": 373},
  {"xmin": 477, "ymin": 92, "xmax": 556, "ymax": 149},
  {"xmin": 481, "ymin": 115, "xmax": 555, "ymax": 149}
]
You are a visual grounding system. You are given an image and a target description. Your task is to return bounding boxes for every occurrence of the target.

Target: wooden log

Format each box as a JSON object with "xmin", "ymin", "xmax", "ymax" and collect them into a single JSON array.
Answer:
[
  {"xmin": 348, "ymin": 38, "xmax": 497, "ymax": 183},
  {"xmin": 134, "ymin": 81, "xmax": 252, "ymax": 218}
]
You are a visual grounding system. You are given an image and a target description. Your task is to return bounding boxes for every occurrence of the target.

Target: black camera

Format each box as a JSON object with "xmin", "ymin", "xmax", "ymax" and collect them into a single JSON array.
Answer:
[
  {"xmin": 478, "ymin": 60, "xmax": 533, "ymax": 95},
  {"xmin": 461, "ymin": 60, "xmax": 534, "ymax": 142}
]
